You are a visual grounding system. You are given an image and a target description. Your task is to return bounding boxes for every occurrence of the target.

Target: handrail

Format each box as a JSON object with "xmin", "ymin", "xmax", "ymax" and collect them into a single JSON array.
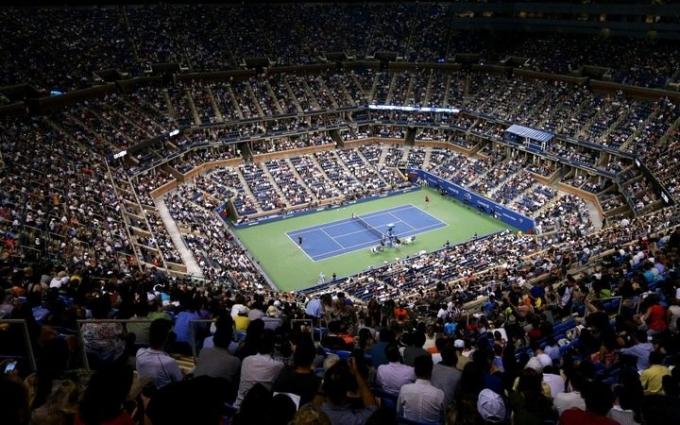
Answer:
[
  {"xmin": 188, "ymin": 319, "xmax": 216, "ymax": 360},
  {"xmin": 0, "ymin": 319, "xmax": 37, "ymax": 372},
  {"xmin": 586, "ymin": 295, "xmax": 623, "ymax": 317},
  {"xmin": 76, "ymin": 318, "xmax": 156, "ymax": 370}
]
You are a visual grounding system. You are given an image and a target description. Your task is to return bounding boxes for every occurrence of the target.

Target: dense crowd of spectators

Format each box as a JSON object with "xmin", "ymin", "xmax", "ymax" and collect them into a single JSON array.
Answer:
[
  {"xmin": 1, "ymin": 5, "xmax": 678, "ymax": 93},
  {"xmin": 1, "ymin": 8, "xmax": 679, "ymax": 422},
  {"xmin": 2, "ymin": 199, "xmax": 680, "ymax": 424}
]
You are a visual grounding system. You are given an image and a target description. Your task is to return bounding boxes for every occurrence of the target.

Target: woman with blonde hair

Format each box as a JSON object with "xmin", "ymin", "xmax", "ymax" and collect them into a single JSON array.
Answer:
[{"xmin": 291, "ymin": 405, "xmax": 331, "ymax": 425}]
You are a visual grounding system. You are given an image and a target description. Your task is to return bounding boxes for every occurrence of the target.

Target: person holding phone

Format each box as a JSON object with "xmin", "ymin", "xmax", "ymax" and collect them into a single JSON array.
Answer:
[{"xmin": 319, "ymin": 357, "xmax": 377, "ymax": 425}]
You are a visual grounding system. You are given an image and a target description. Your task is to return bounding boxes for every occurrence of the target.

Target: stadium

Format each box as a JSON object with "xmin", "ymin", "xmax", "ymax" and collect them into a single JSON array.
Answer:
[{"xmin": 0, "ymin": 1, "xmax": 679, "ymax": 424}]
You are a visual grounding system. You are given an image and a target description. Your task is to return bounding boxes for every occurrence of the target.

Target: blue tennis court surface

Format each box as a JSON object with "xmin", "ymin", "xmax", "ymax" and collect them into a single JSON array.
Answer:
[{"xmin": 287, "ymin": 205, "xmax": 446, "ymax": 261}]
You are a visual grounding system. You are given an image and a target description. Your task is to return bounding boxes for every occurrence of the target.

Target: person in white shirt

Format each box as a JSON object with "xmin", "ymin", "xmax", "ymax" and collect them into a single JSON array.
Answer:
[
  {"xmin": 437, "ymin": 304, "xmax": 448, "ymax": 321},
  {"xmin": 397, "ymin": 355, "xmax": 446, "ymax": 424},
  {"xmin": 542, "ymin": 365, "xmax": 566, "ymax": 399},
  {"xmin": 668, "ymin": 297, "xmax": 680, "ymax": 332},
  {"xmin": 553, "ymin": 370, "xmax": 586, "ymax": 415},
  {"xmin": 376, "ymin": 344, "xmax": 415, "ymax": 395},
  {"xmin": 560, "ymin": 280, "xmax": 575, "ymax": 309},
  {"xmin": 136, "ymin": 319, "xmax": 183, "ymax": 389},
  {"xmin": 230, "ymin": 294, "xmax": 248, "ymax": 320},
  {"xmin": 235, "ymin": 329, "xmax": 284, "ymax": 407},
  {"xmin": 49, "ymin": 271, "xmax": 69, "ymax": 289}
]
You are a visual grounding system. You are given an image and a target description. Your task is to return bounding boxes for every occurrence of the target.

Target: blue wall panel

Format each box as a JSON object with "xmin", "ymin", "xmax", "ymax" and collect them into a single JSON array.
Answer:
[{"xmin": 410, "ymin": 169, "xmax": 535, "ymax": 233}]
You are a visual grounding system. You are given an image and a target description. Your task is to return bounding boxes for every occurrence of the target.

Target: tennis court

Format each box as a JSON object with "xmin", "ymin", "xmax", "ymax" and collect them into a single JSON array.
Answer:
[{"xmin": 287, "ymin": 205, "xmax": 446, "ymax": 261}]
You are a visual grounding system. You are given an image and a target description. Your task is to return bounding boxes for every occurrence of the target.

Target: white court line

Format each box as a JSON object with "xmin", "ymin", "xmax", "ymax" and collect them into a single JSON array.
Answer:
[
  {"xmin": 291, "ymin": 203, "xmax": 447, "ymax": 261},
  {"xmin": 320, "ymin": 227, "xmax": 345, "ymax": 250},
  {"xmin": 312, "ymin": 220, "xmax": 448, "ymax": 260},
  {"xmin": 388, "ymin": 211, "xmax": 415, "ymax": 230},
  {"xmin": 285, "ymin": 232, "xmax": 316, "ymax": 262},
  {"xmin": 312, "ymin": 205, "xmax": 448, "ymax": 260},
  {"xmin": 404, "ymin": 203, "xmax": 445, "ymax": 222},
  {"xmin": 287, "ymin": 204, "xmax": 416, "ymax": 237},
  {"xmin": 312, "ymin": 235, "xmax": 383, "ymax": 260}
]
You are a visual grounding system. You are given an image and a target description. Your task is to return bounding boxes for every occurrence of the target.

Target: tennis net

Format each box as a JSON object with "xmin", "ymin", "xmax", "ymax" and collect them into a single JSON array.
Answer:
[{"xmin": 354, "ymin": 215, "xmax": 385, "ymax": 240}]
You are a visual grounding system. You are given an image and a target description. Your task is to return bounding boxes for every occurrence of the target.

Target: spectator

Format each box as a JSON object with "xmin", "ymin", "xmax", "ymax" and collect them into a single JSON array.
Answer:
[
  {"xmin": 376, "ymin": 343, "xmax": 415, "ymax": 396},
  {"xmin": 477, "ymin": 388, "xmax": 507, "ymax": 424},
  {"xmin": 146, "ymin": 376, "xmax": 228, "ymax": 425},
  {"xmin": 272, "ymin": 333, "xmax": 321, "ymax": 406},
  {"xmin": 76, "ymin": 364, "xmax": 134, "ymax": 425},
  {"xmin": 136, "ymin": 319, "xmax": 183, "ymax": 389},
  {"xmin": 291, "ymin": 404, "xmax": 332, "ymax": 425},
  {"xmin": 0, "ymin": 376, "xmax": 30, "ymax": 425},
  {"xmin": 609, "ymin": 379, "xmax": 643, "ymax": 425},
  {"xmin": 554, "ymin": 369, "xmax": 586, "ymax": 415},
  {"xmin": 542, "ymin": 364, "xmax": 565, "ymax": 399},
  {"xmin": 234, "ymin": 306, "xmax": 250, "ymax": 333},
  {"xmin": 431, "ymin": 344, "xmax": 462, "ymax": 406},
  {"xmin": 235, "ymin": 329, "xmax": 284, "ymax": 407},
  {"xmin": 369, "ymin": 328, "xmax": 393, "ymax": 368},
  {"xmin": 305, "ymin": 294, "xmax": 332, "ymax": 322},
  {"xmin": 403, "ymin": 332, "xmax": 429, "ymax": 366},
  {"xmin": 641, "ymin": 295, "xmax": 668, "ymax": 335},
  {"xmin": 618, "ymin": 330, "xmax": 654, "ymax": 372},
  {"xmin": 320, "ymin": 358, "xmax": 377, "ymax": 425},
  {"xmin": 455, "ymin": 339, "xmax": 471, "ymax": 370},
  {"xmin": 172, "ymin": 299, "xmax": 201, "ymax": 354},
  {"xmin": 640, "ymin": 351, "xmax": 670, "ymax": 395},
  {"xmin": 80, "ymin": 297, "xmax": 125, "ymax": 368},
  {"xmin": 193, "ymin": 319, "xmax": 241, "ymax": 397},
  {"xmin": 236, "ymin": 319, "xmax": 265, "ymax": 360},
  {"xmin": 509, "ymin": 368, "xmax": 557, "ymax": 425},
  {"xmin": 397, "ymin": 355, "xmax": 446, "ymax": 424},
  {"xmin": 560, "ymin": 380, "xmax": 618, "ymax": 425}
]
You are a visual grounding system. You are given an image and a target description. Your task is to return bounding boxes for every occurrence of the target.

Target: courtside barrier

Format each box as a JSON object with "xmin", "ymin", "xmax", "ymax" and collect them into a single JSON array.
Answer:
[{"xmin": 409, "ymin": 168, "xmax": 535, "ymax": 233}]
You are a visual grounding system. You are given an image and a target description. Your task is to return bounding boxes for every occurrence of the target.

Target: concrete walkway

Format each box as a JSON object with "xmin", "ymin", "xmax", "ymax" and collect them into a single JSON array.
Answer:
[
  {"xmin": 154, "ymin": 197, "xmax": 204, "ymax": 278},
  {"xmin": 586, "ymin": 200, "xmax": 604, "ymax": 231}
]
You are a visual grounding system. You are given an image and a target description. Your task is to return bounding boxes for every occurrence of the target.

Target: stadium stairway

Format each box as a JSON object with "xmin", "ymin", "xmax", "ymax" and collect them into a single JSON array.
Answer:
[
  {"xmin": 329, "ymin": 129, "xmax": 344, "ymax": 147},
  {"xmin": 234, "ymin": 169, "xmax": 264, "ymax": 213},
  {"xmin": 330, "ymin": 150, "xmax": 361, "ymax": 184},
  {"xmin": 226, "ymin": 85, "xmax": 245, "ymax": 120},
  {"xmin": 283, "ymin": 79, "xmax": 305, "ymax": 114},
  {"xmin": 205, "ymin": 85, "xmax": 225, "ymax": 123},
  {"xmin": 154, "ymin": 198, "xmax": 203, "ymax": 278},
  {"xmin": 285, "ymin": 158, "xmax": 319, "ymax": 202},
  {"xmin": 264, "ymin": 80, "xmax": 285, "ymax": 115},
  {"xmin": 299, "ymin": 77, "xmax": 323, "ymax": 111},
  {"xmin": 405, "ymin": 128, "xmax": 416, "ymax": 145},
  {"xmin": 259, "ymin": 163, "xmax": 291, "ymax": 208},
  {"xmin": 377, "ymin": 146, "xmax": 389, "ymax": 167},
  {"xmin": 185, "ymin": 89, "xmax": 202, "ymax": 126},
  {"xmin": 244, "ymin": 83, "xmax": 265, "ymax": 117}
]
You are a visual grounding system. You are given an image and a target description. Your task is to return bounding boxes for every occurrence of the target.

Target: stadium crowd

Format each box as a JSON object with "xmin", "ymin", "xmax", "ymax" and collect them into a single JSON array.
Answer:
[
  {"xmin": 1, "ymin": 4, "xmax": 678, "ymax": 93},
  {"xmin": 2, "ymin": 199, "xmax": 680, "ymax": 425},
  {"xmin": 1, "ymin": 3, "xmax": 680, "ymax": 425}
]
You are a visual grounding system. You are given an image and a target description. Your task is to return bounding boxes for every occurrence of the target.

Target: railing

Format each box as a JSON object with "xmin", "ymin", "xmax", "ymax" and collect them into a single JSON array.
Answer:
[
  {"xmin": 586, "ymin": 295, "xmax": 624, "ymax": 317},
  {"xmin": 188, "ymin": 319, "xmax": 215, "ymax": 360},
  {"xmin": 76, "ymin": 319, "xmax": 155, "ymax": 371},
  {"xmin": 0, "ymin": 319, "xmax": 37, "ymax": 373}
]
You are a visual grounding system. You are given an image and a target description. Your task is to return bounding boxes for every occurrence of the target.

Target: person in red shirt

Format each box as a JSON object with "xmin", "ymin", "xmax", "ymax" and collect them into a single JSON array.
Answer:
[
  {"xmin": 560, "ymin": 380, "xmax": 619, "ymax": 425},
  {"xmin": 642, "ymin": 295, "xmax": 667, "ymax": 334},
  {"xmin": 394, "ymin": 305, "xmax": 408, "ymax": 322}
]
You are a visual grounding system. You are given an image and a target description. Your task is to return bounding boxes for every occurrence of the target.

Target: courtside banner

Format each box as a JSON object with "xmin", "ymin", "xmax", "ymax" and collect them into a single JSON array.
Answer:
[{"xmin": 410, "ymin": 169, "xmax": 535, "ymax": 233}]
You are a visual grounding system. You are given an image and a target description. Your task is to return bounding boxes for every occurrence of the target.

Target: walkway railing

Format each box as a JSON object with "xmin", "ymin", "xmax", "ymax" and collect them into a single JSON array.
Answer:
[{"xmin": 0, "ymin": 319, "xmax": 37, "ymax": 373}]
